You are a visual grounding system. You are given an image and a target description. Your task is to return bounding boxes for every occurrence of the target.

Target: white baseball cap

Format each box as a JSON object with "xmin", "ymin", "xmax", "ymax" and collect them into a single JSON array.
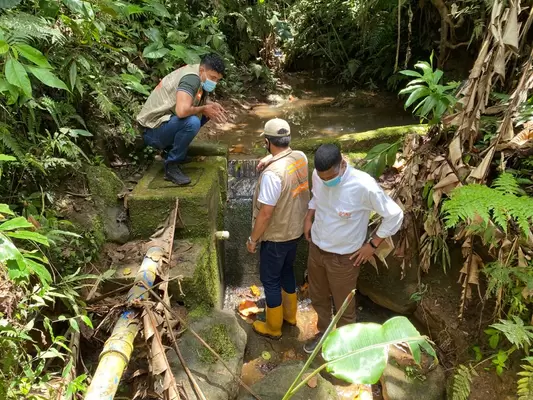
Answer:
[{"xmin": 260, "ymin": 118, "xmax": 291, "ymax": 137}]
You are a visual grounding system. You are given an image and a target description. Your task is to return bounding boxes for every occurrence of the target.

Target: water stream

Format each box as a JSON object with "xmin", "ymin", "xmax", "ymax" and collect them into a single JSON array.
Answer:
[{"xmin": 213, "ymin": 77, "xmax": 415, "ymax": 150}]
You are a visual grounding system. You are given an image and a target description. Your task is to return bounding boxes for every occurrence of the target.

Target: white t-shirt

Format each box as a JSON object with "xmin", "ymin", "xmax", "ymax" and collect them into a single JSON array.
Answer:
[
  {"xmin": 257, "ymin": 171, "xmax": 282, "ymax": 206},
  {"xmin": 309, "ymin": 166, "xmax": 403, "ymax": 255}
]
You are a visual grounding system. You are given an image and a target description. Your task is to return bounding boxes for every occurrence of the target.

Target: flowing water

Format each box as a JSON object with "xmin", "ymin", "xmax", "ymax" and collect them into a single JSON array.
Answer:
[
  {"xmin": 221, "ymin": 79, "xmax": 412, "ymax": 399},
  {"xmin": 213, "ymin": 78, "xmax": 415, "ymax": 150}
]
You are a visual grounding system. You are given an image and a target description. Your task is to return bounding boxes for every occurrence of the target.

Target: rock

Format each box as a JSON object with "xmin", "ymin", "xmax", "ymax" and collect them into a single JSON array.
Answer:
[
  {"xmin": 381, "ymin": 346, "xmax": 446, "ymax": 400},
  {"xmin": 238, "ymin": 361, "xmax": 339, "ymax": 400},
  {"xmin": 291, "ymin": 124, "xmax": 427, "ymax": 154},
  {"xmin": 85, "ymin": 165, "xmax": 125, "ymax": 207},
  {"xmin": 357, "ymin": 250, "xmax": 418, "ymax": 314},
  {"xmin": 168, "ymin": 310, "xmax": 246, "ymax": 400},
  {"xmin": 266, "ymin": 94, "xmax": 288, "ymax": 105},
  {"xmin": 103, "ymin": 206, "xmax": 130, "ymax": 244}
]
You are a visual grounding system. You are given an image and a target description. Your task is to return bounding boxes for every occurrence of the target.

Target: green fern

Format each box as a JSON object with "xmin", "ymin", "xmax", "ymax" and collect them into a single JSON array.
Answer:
[
  {"xmin": 490, "ymin": 317, "xmax": 533, "ymax": 350},
  {"xmin": 492, "ymin": 172, "xmax": 522, "ymax": 195},
  {"xmin": 442, "ymin": 173, "xmax": 533, "ymax": 237},
  {"xmin": 518, "ymin": 357, "xmax": 533, "ymax": 400},
  {"xmin": 451, "ymin": 364, "xmax": 477, "ymax": 400},
  {"xmin": 0, "ymin": 124, "xmax": 25, "ymax": 163},
  {"xmin": 0, "ymin": 12, "xmax": 64, "ymax": 44}
]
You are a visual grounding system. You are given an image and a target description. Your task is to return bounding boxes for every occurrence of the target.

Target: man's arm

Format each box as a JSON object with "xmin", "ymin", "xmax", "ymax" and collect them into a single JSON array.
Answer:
[
  {"xmin": 247, "ymin": 172, "xmax": 281, "ymax": 252},
  {"xmin": 304, "ymin": 171, "xmax": 318, "ymax": 241},
  {"xmin": 351, "ymin": 186, "xmax": 403, "ymax": 267},
  {"xmin": 175, "ymin": 90, "xmax": 205, "ymax": 118},
  {"xmin": 250, "ymin": 204, "xmax": 275, "ymax": 243},
  {"xmin": 367, "ymin": 188, "xmax": 404, "ymax": 246}
]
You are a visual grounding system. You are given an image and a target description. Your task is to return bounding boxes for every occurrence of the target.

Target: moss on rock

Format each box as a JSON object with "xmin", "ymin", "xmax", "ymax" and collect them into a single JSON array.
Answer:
[
  {"xmin": 199, "ymin": 323, "xmax": 236, "ymax": 364},
  {"xmin": 292, "ymin": 124, "xmax": 427, "ymax": 154},
  {"xmin": 187, "ymin": 141, "xmax": 229, "ymax": 158},
  {"xmin": 86, "ymin": 164, "xmax": 125, "ymax": 207}
]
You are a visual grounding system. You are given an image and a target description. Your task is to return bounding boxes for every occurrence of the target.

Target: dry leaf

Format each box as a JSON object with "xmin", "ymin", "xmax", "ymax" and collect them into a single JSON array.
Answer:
[
  {"xmin": 238, "ymin": 300, "xmax": 263, "ymax": 317},
  {"xmin": 250, "ymin": 285, "xmax": 261, "ymax": 298},
  {"xmin": 509, "ymin": 124, "xmax": 533, "ymax": 146},
  {"xmin": 143, "ymin": 307, "xmax": 181, "ymax": 400},
  {"xmin": 502, "ymin": 0, "xmax": 519, "ymax": 52},
  {"xmin": 468, "ymin": 146, "xmax": 495, "ymax": 181}
]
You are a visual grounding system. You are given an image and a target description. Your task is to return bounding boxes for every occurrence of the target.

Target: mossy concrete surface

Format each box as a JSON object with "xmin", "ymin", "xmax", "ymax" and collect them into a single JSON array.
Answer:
[
  {"xmin": 187, "ymin": 141, "xmax": 229, "ymax": 158},
  {"xmin": 292, "ymin": 124, "xmax": 427, "ymax": 154},
  {"xmin": 109, "ymin": 238, "xmax": 223, "ymax": 308},
  {"xmin": 128, "ymin": 156, "xmax": 227, "ymax": 239}
]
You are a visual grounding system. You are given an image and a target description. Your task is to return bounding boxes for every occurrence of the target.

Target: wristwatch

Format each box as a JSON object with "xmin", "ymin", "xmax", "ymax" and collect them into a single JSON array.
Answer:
[
  {"xmin": 367, "ymin": 238, "xmax": 378, "ymax": 249},
  {"xmin": 248, "ymin": 236, "xmax": 257, "ymax": 245}
]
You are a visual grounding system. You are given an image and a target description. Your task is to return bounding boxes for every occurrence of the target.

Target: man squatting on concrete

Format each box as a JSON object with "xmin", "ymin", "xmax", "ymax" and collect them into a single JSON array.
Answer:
[
  {"xmin": 303, "ymin": 144, "xmax": 404, "ymax": 353},
  {"xmin": 136, "ymin": 53, "xmax": 227, "ymax": 186},
  {"xmin": 246, "ymin": 118, "xmax": 310, "ymax": 339}
]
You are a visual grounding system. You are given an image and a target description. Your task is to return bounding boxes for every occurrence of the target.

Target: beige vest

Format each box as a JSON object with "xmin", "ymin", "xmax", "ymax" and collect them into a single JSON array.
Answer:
[
  {"xmin": 136, "ymin": 64, "xmax": 207, "ymax": 129},
  {"xmin": 252, "ymin": 149, "xmax": 310, "ymax": 242}
]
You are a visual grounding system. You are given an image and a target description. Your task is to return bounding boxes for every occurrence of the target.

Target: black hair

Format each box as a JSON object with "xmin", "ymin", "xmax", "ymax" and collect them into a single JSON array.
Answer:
[
  {"xmin": 265, "ymin": 135, "xmax": 291, "ymax": 148},
  {"xmin": 200, "ymin": 53, "xmax": 225, "ymax": 75},
  {"xmin": 314, "ymin": 144, "xmax": 342, "ymax": 172}
]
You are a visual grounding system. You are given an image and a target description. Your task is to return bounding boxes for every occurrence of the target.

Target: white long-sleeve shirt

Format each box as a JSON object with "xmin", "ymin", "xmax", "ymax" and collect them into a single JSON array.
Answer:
[{"xmin": 309, "ymin": 166, "xmax": 403, "ymax": 255}]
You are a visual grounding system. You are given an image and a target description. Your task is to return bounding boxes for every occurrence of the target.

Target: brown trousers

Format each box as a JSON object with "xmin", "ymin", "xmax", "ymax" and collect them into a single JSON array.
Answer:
[{"xmin": 308, "ymin": 241, "xmax": 360, "ymax": 332}]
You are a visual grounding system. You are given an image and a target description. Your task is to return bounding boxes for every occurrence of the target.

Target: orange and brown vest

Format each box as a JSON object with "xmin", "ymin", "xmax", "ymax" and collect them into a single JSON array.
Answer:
[
  {"xmin": 252, "ymin": 149, "xmax": 310, "ymax": 242},
  {"xmin": 136, "ymin": 64, "xmax": 207, "ymax": 129}
]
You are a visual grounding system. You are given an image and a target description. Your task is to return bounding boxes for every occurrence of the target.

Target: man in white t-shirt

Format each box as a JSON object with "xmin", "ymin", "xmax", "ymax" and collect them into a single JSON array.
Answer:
[
  {"xmin": 303, "ymin": 144, "xmax": 404, "ymax": 353},
  {"xmin": 246, "ymin": 119, "xmax": 310, "ymax": 339}
]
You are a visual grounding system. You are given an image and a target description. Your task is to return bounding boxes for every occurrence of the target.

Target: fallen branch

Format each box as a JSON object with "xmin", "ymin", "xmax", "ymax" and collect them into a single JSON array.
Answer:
[
  {"xmin": 163, "ymin": 308, "xmax": 207, "ymax": 400},
  {"xmin": 140, "ymin": 282, "xmax": 262, "ymax": 400}
]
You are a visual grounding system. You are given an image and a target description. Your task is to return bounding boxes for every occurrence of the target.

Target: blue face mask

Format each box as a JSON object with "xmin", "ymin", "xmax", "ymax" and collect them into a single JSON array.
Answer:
[
  {"xmin": 202, "ymin": 78, "xmax": 217, "ymax": 92},
  {"xmin": 323, "ymin": 175, "xmax": 341, "ymax": 187}
]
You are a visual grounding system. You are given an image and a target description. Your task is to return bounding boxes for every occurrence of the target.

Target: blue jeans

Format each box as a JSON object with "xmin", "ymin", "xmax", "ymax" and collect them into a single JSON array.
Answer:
[
  {"xmin": 143, "ymin": 115, "xmax": 208, "ymax": 164},
  {"xmin": 259, "ymin": 238, "xmax": 299, "ymax": 308}
]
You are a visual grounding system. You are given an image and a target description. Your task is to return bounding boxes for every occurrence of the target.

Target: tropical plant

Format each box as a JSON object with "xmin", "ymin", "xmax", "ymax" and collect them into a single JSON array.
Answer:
[
  {"xmin": 399, "ymin": 54, "xmax": 459, "ymax": 123},
  {"xmin": 281, "ymin": 290, "xmax": 435, "ymax": 399},
  {"xmin": 518, "ymin": 357, "xmax": 533, "ymax": 400},
  {"xmin": 362, "ymin": 140, "xmax": 400, "ymax": 178},
  {"xmin": 450, "ymin": 364, "xmax": 477, "ymax": 400},
  {"xmin": 0, "ymin": 201, "xmax": 96, "ymax": 399}
]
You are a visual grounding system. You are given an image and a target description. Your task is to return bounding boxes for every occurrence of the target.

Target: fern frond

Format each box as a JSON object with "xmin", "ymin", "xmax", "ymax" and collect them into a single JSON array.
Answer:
[
  {"xmin": 518, "ymin": 357, "xmax": 533, "ymax": 400},
  {"xmin": 0, "ymin": 124, "xmax": 25, "ymax": 163},
  {"xmin": 0, "ymin": 12, "xmax": 65, "ymax": 45},
  {"xmin": 493, "ymin": 172, "xmax": 521, "ymax": 195},
  {"xmin": 490, "ymin": 317, "xmax": 533, "ymax": 350},
  {"xmin": 92, "ymin": 87, "xmax": 118, "ymax": 118},
  {"xmin": 442, "ymin": 174, "xmax": 533, "ymax": 237},
  {"xmin": 451, "ymin": 364, "xmax": 477, "ymax": 400}
]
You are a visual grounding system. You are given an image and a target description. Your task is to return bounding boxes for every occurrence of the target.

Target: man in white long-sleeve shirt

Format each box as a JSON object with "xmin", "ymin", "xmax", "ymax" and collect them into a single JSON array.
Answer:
[{"xmin": 303, "ymin": 144, "xmax": 403, "ymax": 353}]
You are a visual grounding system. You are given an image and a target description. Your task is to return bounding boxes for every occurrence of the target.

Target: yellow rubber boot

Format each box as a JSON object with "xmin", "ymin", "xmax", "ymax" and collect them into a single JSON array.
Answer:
[
  {"xmin": 282, "ymin": 290, "xmax": 297, "ymax": 326},
  {"xmin": 252, "ymin": 306, "xmax": 283, "ymax": 340}
]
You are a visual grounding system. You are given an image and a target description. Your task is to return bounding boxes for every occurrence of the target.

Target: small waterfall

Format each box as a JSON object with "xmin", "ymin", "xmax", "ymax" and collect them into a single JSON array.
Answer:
[
  {"xmin": 227, "ymin": 159, "xmax": 260, "ymax": 199},
  {"xmin": 223, "ymin": 159, "xmax": 262, "ymax": 309}
]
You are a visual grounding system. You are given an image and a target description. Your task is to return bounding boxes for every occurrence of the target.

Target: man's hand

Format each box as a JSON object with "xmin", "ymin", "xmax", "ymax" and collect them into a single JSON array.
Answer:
[
  {"xmin": 246, "ymin": 239, "xmax": 257, "ymax": 254},
  {"xmin": 203, "ymin": 103, "xmax": 227, "ymax": 123},
  {"xmin": 304, "ymin": 217, "xmax": 313, "ymax": 242},
  {"xmin": 349, "ymin": 243, "xmax": 375, "ymax": 267},
  {"xmin": 257, "ymin": 154, "xmax": 273, "ymax": 172}
]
